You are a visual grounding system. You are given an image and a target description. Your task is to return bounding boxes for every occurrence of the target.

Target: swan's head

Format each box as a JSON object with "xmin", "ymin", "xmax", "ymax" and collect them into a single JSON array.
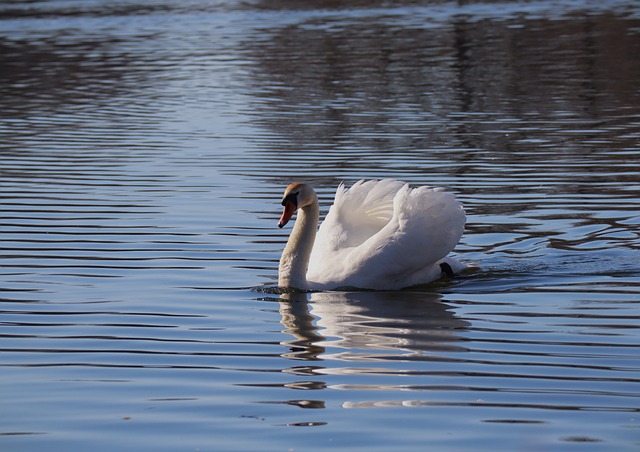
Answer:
[{"xmin": 278, "ymin": 182, "xmax": 317, "ymax": 228}]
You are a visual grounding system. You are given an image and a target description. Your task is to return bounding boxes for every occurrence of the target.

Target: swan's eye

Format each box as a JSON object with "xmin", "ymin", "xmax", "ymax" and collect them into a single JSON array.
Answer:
[{"xmin": 281, "ymin": 192, "xmax": 299, "ymax": 207}]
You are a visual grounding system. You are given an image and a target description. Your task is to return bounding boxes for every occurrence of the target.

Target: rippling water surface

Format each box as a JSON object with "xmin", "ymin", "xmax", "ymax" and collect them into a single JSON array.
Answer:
[{"xmin": 2, "ymin": 0, "xmax": 640, "ymax": 450}]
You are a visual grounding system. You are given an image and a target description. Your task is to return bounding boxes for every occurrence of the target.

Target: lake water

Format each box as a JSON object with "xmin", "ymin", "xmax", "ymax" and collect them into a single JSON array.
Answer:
[{"xmin": 1, "ymin": 0, "xmax": 639, "ymax": 450}]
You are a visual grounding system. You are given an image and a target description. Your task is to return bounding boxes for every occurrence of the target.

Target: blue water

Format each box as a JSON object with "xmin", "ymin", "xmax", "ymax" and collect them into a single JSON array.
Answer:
[{"xmin": 1, "ymin": 0, "xmax": 640, "ymax": 450}]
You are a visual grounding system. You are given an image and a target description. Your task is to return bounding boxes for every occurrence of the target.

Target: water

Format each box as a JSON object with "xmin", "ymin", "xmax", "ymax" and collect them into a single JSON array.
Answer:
[{"xmin": 1, "ymin": 0, "xmax": 640, "ymax": 450}]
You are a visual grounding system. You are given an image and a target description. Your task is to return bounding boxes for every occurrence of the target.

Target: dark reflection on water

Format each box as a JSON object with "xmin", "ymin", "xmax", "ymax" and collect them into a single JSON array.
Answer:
[
  {"xmin": 1, "ymin": 0, "xmax": 640, "ymax": 451},
  {"xmin": 246, "ymin": 3, "xmax": 640, "ymax": 141}
]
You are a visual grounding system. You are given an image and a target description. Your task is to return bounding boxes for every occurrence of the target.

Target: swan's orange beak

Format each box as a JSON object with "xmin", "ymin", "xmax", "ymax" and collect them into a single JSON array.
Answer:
[{"xmin": 278, "ymin": 200, "xmax": 296, "ymax": 228}]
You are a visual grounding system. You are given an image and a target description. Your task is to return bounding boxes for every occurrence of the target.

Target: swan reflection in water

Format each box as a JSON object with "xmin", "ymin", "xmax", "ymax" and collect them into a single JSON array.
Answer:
[
  {"xmin": 278, "ymin": 290, "xmax": 470, "ymax": 362},
  {"xmin": 267, "ymin": 291, "xmax": 471, "ymax": 413}
]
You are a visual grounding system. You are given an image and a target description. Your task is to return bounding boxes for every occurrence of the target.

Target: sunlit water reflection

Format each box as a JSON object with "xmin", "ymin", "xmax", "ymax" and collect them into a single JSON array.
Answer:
[{"xmin": 1, "ymin": 0, "xmax": 639, "ymax": 451}]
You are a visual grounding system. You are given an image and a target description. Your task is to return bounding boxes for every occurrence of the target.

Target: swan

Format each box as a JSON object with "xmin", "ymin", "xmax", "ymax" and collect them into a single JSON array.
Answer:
[{"xmin": 277, "ymin": 179, "xmax": 467, "ymax": 291}]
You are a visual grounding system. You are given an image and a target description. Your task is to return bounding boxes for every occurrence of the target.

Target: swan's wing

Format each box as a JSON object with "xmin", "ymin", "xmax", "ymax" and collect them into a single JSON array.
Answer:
[
  {"xmin": 314, "ymin": 179, "xmax": 405, "ymax": 251},
  {"xmin": 308, "ymin": 182, "xmax": 465, "ymax": 289},
  {"xmin": 361, "ymin": 185, "xmax": 465, "ymax": 280},
  {"xmin": 308, "ymin": 179, "xmax": 403, "ymax": 284}
]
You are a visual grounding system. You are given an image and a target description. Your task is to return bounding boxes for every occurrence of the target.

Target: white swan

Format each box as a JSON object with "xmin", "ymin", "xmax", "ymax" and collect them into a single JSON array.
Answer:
[{"xmin": 277, "ymin": 179, "xmax": 466, "ymax": 291}]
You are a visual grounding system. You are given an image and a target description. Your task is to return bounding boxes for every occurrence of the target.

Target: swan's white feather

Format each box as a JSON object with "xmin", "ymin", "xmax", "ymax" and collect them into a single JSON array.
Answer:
[{"xmin": 306, "ymin": 179, "xmax": 465, "ymax": 290}]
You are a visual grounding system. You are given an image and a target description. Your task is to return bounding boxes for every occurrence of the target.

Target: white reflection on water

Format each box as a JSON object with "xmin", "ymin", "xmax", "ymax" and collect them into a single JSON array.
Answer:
[{"xmin": 280, "ymin": 291, "xmax": 469, "ymax": 361}]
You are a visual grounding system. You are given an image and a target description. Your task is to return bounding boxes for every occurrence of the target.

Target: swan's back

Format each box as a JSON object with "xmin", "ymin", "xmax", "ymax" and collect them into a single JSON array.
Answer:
[{"xmin": 307, "ymin": 179, "xmax": 465, "ymax": 290}]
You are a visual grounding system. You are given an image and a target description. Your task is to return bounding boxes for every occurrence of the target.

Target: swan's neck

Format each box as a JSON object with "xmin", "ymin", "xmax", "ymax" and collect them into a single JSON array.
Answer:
[{"xmin": 279, "ymin": 200, "xmax": 319, "ymax": 290}]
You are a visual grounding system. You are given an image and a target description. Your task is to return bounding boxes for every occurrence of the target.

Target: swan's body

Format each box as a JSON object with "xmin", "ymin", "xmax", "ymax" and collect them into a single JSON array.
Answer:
[{"xmin": 277, "ymin": 179, "xmax": 466, "ymax": 291}]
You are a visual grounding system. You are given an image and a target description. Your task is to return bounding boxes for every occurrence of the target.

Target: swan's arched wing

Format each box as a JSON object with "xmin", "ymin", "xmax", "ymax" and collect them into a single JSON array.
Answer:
[
  {"xmin": 308, "ymin": 181, "xmax": 465, "ymax": 289},
  {"xmin": 346, "ymin": 185, "xmax": 465, "ymax": 282},
  {"xmin": 314, "ymin": 179, "xmax": 405, "ymax": 251}
]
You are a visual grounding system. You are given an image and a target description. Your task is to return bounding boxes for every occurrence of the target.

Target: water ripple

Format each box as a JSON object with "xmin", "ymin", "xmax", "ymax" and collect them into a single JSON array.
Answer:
[{"xmin": 2, "ymin": 1, "xmax": 640, "ymax": 451}]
